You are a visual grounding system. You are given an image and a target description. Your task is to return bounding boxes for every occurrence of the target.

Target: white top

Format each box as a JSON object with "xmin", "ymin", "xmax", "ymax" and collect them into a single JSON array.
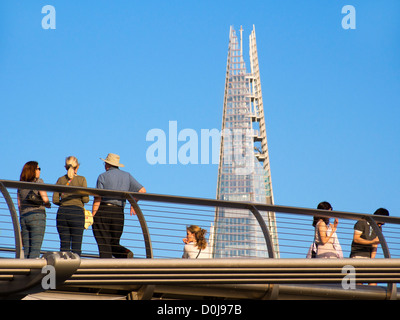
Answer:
[
  {"xmin": 182, "ymin": 242, "xmax": 211, "ymax": 259},
  {"xmin": 314, "ymin": 221, "xmax": 343, "ymax": 259}
]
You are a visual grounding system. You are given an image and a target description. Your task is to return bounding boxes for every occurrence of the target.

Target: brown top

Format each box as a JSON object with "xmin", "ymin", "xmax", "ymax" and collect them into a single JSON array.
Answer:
[{"xmin": 52, "ymin": 175, "xmax": 90, "ymax": 208}]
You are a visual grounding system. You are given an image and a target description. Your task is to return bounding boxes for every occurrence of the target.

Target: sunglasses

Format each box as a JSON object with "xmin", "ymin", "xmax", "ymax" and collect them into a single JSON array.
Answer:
[{"xmin": 36, "ymin": 167, "xmax": 41, "ymax": 171}]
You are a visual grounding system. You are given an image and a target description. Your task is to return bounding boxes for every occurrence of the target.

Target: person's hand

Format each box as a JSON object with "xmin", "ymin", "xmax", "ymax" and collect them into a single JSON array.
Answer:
[
  {"xmin": 372, "ymin": 236, "xmax": 380, "ymax": 245},
  {"xmin": 331, "ymin": 218, "xmax": 339, "ymax": 232}
]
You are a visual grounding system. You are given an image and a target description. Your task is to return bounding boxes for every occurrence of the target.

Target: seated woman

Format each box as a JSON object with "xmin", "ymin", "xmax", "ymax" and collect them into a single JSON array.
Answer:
[{"xmin": 182, "ymin": 225, "xmax": 211, "ymax": 259}]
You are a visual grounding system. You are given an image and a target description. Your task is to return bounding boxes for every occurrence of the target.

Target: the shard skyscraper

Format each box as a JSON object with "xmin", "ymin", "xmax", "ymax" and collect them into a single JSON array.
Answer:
[{"xmin": 213, "ymin": 25, "xmax": 279, "ymax": 258}]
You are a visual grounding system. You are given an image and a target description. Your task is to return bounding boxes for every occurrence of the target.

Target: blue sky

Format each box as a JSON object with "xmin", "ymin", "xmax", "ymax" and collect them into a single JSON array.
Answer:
[{"xmin": 1, "ymin": 0, "xmax": 399, "ymax": 220}]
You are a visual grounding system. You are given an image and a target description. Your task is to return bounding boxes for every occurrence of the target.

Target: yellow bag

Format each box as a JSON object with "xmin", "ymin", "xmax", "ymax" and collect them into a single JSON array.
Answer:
[{"xmin": 84, "ymin": 209, "xmax": 93, "ymax": 229}]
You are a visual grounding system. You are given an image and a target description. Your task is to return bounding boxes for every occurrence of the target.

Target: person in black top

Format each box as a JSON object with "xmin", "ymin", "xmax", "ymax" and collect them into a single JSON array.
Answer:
[{"xmin": 350, "ymin": 208, "xmax": 389, "ymax": 258}]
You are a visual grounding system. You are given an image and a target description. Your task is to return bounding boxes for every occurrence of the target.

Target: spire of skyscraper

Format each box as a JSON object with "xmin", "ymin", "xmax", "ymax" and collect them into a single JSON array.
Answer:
[{"xmin": 213, "ymin": 25, "xmax": 279, "ymax": 258}]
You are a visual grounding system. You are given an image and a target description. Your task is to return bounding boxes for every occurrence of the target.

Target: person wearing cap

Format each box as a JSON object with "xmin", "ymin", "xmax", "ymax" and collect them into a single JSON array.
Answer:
[{"xmin": 92, "ymin": 153, "xmax": 146, "ymax": 258}]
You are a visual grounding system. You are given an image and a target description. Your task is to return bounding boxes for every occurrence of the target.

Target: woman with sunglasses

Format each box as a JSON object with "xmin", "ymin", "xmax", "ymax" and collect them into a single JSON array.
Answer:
[{"xmin": 17, "ymin": 161, "xmax": 51, "ymax": 259}]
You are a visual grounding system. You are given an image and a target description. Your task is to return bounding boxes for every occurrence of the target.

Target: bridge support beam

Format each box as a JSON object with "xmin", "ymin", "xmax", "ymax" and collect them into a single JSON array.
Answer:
[{"xmin": 0, "ymin": 252, "xmax": 80, "ymax": 299}]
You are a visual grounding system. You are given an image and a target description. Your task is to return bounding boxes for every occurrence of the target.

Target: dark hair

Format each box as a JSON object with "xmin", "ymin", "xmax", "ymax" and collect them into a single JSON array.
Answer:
[
  {"xmin": 317, "ymin": 201, "xmax": 332, "ymax": 210},
  {"xmin": 312, "ymin": 201, "xmax": 332, "ymax": 227},
  {"xmin": 374, "ymin": 208, "xmax": 389, "ymax": 216},
  {"xmin": 20, "ymin": 161, "xmax": 39, "ymax": 182}
]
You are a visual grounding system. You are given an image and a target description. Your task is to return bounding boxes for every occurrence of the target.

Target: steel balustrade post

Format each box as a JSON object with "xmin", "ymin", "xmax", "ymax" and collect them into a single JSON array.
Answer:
[
  {"xmin": 365, "ymin": 216, "xmax": 390, "ymax": 258},
  {"xmin": 247, "ymin": 206, "xmax": 278, "ymax": 299},
  {"xmin": 364, "ymin": 216, "xmax": 397, "ymax": 300},
  {"xmin": 0, "ymin": 182, "xmax": 24, "ymax": 259},
  {"xmin": 248, "ymin": 205, "xmax": 276, "ymax": 259},
  {"xmin": 248, "ymin": 205, "xmax": 281, "ymax": 299},
  {"xmin": 126, "ymin": 194, "xmax": 153, "ymax": 259}
]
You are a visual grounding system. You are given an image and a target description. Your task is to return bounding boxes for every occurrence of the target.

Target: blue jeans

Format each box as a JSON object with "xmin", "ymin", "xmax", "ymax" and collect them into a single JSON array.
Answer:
[
  {"xmin": 20, "ymin": 211, "xmax": 46, "ymax": 259},
  {"xmin": 56, "ymin": 206, "xmax": 85, "ymax": 256}
]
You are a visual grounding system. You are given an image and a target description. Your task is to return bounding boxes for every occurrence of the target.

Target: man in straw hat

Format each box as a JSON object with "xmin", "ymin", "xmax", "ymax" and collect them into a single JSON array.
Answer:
[{"xmin": 92, "ymin": 153, "xmax": 146, "ymax": 258}]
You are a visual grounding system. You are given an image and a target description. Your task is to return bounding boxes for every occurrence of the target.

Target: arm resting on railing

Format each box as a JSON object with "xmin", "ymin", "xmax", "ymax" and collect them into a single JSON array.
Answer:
[{"xmin": 130, "ymin": 187, "xmax": 146, "ymax": 216}]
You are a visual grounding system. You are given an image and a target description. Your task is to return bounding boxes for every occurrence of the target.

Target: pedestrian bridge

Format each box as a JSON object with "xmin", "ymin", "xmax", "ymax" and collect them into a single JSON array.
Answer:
[{"xmin": 0, "ymin": 180, "xmax": 399, "ymax": 300}]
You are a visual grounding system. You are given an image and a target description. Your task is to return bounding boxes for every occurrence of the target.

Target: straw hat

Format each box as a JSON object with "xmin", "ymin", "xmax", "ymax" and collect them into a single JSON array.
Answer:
[{"xmin": 100, "ymin": 153, "xmax": 125, "ymax": 167}]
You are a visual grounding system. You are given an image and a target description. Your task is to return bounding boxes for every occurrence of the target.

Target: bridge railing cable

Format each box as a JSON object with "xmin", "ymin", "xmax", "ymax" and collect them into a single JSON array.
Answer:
[{"xmin": 0, "ymin": 180, "xmax": 400, "ymax": 262}]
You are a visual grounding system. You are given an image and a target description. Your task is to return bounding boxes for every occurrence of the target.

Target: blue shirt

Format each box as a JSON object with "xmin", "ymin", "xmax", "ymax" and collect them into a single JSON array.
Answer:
[{"xmin": 96, "ymin": 167, "xmax": 143, "ymax": 207}]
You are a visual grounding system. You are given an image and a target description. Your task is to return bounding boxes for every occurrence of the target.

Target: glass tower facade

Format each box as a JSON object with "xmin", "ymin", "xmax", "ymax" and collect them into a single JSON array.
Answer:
[{"xmin": 213, "ymin": 26, "xmax": 279, "ymax": 258}]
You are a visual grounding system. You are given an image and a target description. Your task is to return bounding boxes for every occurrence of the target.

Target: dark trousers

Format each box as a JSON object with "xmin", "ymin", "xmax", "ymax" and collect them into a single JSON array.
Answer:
[
  {"xmin": 92, "ymin": 204, "xmax": 131, "ymax": 258},
  {"xmin": 56, "ymin": 205, "xmax": 85, "ymax": 256}
]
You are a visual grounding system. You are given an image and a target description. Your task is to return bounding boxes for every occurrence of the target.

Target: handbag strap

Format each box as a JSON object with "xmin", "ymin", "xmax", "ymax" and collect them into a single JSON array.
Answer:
[
  {"xmin": 66, "ymin": 176, "xmax": 73, "ymax": 186},
  {"xmin": 60, "ymin": 176, "xmax": 73, "ymax": 200},
  {"xmin": 312, "ymin": 225, "xmax": 319, "ymax": 257},
  {"xmin": 195, "ymin": 249, "xmax": 202, "ymax": 259}
]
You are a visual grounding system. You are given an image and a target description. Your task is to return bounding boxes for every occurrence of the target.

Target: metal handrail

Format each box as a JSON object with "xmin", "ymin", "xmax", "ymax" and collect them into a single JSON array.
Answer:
[
  {"xmin": 0, "ymin": 180, "xmax": 154, "ymax": 259},
  {"xmin": 2, "ymin": 179, "xmax": 400, "ymax": 260},
  {"xmin": 1, "ymin": 180, "xmax": 400, "ymax": 300},
  {"xmin": 0, "ymin": 180, "xmax": 279, "ymax": 259}
]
